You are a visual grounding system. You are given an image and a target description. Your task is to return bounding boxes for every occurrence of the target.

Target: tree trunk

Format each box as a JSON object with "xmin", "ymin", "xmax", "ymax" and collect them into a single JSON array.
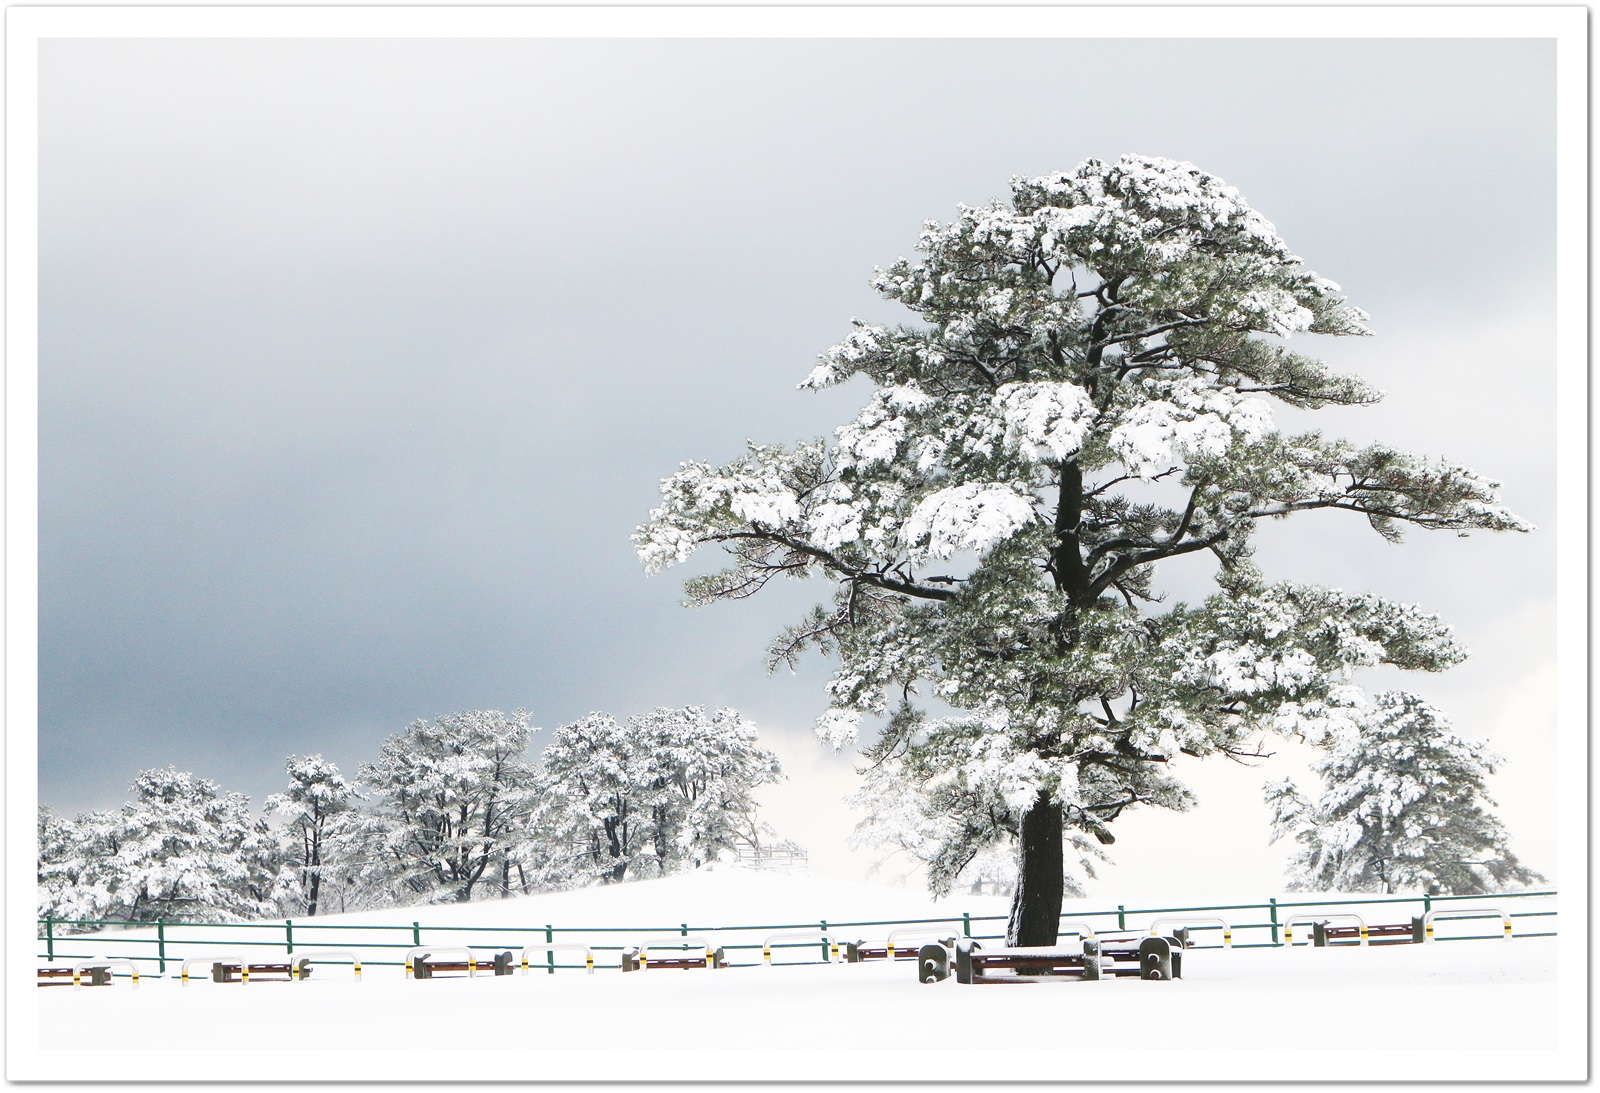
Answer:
[
  {"xmin": 305, "ymin": 835, "xmax": 321, "ymax": 917},
  {"xmin": 1006, "ymin": 791, "xmax": 1064, "ymax": 946}
]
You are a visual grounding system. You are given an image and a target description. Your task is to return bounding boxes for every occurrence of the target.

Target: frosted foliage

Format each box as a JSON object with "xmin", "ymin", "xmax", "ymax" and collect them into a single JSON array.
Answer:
[
  {"xmin": 636, "ymin": 153, "xmax": 1529, "ymax": 935},
  {"xmin": 635, "ymin": 443, "xmax": 811, "ymax": 575},
  {"xmin": 901, "ymin": 483, "xmax": 1037, "ymax": 562},
  {"xmin": 1268, "ymin": 691, "xmax": 1544, "ymax": 895},
  {"xmin": 995, "ymin": 381, "xmax": 1095, "ymax": 463},
  {"xmin": 814, "ymin": 708, "xmax": 862, "ymax": 750},
  {"xmin": 834, "ymin": 387, "xmax": 936, "ymax": 472},
  {"xmin": 1111, "ymin": 378, "xmax": 1272, "ymax": 479}
]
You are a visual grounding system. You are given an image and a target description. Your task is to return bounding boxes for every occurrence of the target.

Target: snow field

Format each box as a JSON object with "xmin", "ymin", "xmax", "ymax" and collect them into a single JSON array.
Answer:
[{"xmin": 25, "ymin": 871, "xmax": 1575, "ymax": 1083}]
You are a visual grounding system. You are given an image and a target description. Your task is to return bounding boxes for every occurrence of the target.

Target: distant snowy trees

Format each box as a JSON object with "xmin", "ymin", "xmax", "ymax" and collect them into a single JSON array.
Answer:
[
  {"xmin": 38, "ymin": 767, "xmax": 282, "ymax": 924},
  {"xmin": 530, "ymin": 706, "xmax": 784, "ymax": 887},
  {"xmin": 1266, "ymin": 692, "xmax": 1545, "ymax": 895},
  {"xmin": 358, "ymin": 710, "xmax": 539, "ymax": 904},
  {"xmin": 266, "ymin": 756, "xmax": 362, "ymax": 916},
  {"xmin": 635, "ymin": 153, "xmax": 1534, "ymax": 944},
  {"xmin": 39, "ymin": 705, "xmax": 791, "ymax": 923}
]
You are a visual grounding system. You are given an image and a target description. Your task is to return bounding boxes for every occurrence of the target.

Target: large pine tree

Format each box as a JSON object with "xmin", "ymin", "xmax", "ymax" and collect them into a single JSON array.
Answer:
[{"xmin": 636, "ymin": 154, "xmax": 1530, "ymax": 944}]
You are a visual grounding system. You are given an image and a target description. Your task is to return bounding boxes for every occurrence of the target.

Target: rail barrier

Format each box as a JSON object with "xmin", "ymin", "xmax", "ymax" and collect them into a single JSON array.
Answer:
[
  {"xmin": 38, "ymin": 888, "xmax": 1556, "ymax": 979},
  {"xmin": 520, "ymin": 943, "xmax": 594, "ymax": 974},
  {"xmin": 290, "ymin": 949, "xmax": 363, "ymax": 980},
  {"xmin": 1148, "ymin": 917, "xmax": 1232, "ymax": 948},
  {"xmin": 638, "ymin": 936, "xmax": 715, "ymax": 967},
  {"xmin": 762, "ymin": 931, "xmax": 838, "ymax": 964},
  {"xmin": 1422, "ymin": 906, "xmax": 1513, "ymax": 941},
  {"xmin": 80, "ymin": 958, "xmax": 140, "ymax": 986}
]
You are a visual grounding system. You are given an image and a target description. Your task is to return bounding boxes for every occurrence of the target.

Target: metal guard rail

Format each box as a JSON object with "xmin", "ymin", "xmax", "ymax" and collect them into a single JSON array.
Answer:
[{"xmin": 40, "ymin": 889, "xmax": 1556, "ymax": 972}]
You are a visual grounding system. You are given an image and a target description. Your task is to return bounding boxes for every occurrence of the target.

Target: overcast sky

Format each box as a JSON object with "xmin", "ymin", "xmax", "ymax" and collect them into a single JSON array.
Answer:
[{"xmin": 36, "ymin": 34, "xmax": 1561, "ymax": 894}]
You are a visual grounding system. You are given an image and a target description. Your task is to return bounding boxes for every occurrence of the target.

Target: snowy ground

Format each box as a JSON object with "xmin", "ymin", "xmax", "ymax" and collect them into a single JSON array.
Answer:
[{"xmin": 15, "ymin": 869, "xmax": 1583, "ymax": 1083}]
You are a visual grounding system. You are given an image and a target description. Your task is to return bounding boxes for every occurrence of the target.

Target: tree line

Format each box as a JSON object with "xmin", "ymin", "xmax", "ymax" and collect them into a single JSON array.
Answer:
[{"xmin": 37, "ymin": 705, "xmax": 790, "ymax": 926}]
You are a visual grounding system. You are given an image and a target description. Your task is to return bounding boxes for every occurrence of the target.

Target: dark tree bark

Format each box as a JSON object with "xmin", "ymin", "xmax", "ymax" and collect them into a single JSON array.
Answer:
[
  {"xmin": 1006, "ymin": 790, "xmax": 1065, "ymax": 945},
  {"xmin": 305, "ymin": 834, "xmax": 321, "ymax": 917}
]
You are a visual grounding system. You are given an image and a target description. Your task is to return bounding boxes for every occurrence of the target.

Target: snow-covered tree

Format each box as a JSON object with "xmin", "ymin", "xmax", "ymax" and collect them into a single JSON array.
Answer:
[
  {"xmin": 359, "ymin": 710, "xmax": 537, "ymax": 903},
  {"xmin": 39, "ymin": 767, "xmax": 281, "ymax": 924},
  {"xmin": 37, "ymin": 806, "xmax": 87, "ymax": 921},
  {"xmin": 1266, "ymin": 691, "xmax": 1545, "ymax": 894},
  {"xmin": 531, "ymin": 706, "xmax": 785, "ymax": 886},
  {"xmin": 266, "ymin": 755, "xmax": 363, "ymax": 916},
  {"xmin": 528, "ymin": 712, "xmax": 647, "ymax": 886},
  {"xmin": 635, "ymin": 154, "xmax": 1530, "ymax": 944}
]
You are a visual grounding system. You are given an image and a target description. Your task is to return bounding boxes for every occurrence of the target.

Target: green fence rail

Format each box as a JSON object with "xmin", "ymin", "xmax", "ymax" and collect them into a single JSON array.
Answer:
[{"xmin": 38, "ymin": 888, "xmax": 1557, "ymax": 977}]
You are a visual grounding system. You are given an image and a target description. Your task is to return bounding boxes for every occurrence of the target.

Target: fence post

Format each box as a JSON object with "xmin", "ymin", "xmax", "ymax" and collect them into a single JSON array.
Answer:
[
  {"xmin": 44, "ymin": 916, "xmax": 54, "ymax": 961},
  {"xmin": 285, "ymin": 919, "xmax": 294, "ymax": 956},
  {"xmin": 1423, "ymin": 893, "xmax": 1432, "ymax": 915},
  {"xmin": 545, "ymin": 925, "xmax": 555, "ymax": 975},
  {"xmin": 157, "ymin": 919, "xmax": 166, "ymax": 974},
  {"xmin": 819, "ymin": 920, "xmax": 829, "ymax": 962},
  {"xmin": 1269, "ymin": 898, "xmax": 1279, "ymax": 946},
  {"xmin": 412, "ymin": 921, "xmax": 421, "ymax": 947},
  {"xmin": 1117, "ymin": 904, "xmax": 1126, "ymax": 931},
  {"xmin": 962, "ymin": 912, "xmax": 971, "ymax": 939}
]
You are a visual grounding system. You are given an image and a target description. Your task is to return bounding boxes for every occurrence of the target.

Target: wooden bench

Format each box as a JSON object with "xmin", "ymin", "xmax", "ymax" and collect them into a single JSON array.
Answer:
[
  {"xmin": 928, "ymin": 930, "xmax": 1185, "ymax": 986},
  {"xmin": 846, "ymin": 935, "xmax": 956, "ymax": 962},
  {"xmin": 943, "ymin": 939, "xmax": 1100, "ymax": 984},
  {"xmin": 37, "ymin": 965, "xmax": 111, "ymax": 987},
  {"xmin": 1093, "ymin": 935, "xmax": 1183, "ymax": 980},
  {"xmin": 1317, "ymin": 919, "xmax": 1425, "ymax": 947},
  {"xmin": 211, "ymin": 961, "xmax": 305, "ymax": 983},
  {"xmin": 621, "ymin": 936, "xmax": 726, "ymax": 972},
  {"xmin": 411, "ymin": 950, "xmax": 515, "ymax": 979},
  {"xmin": 620, "ymin": 946, "xmax": 727, "ymax": 971}
]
